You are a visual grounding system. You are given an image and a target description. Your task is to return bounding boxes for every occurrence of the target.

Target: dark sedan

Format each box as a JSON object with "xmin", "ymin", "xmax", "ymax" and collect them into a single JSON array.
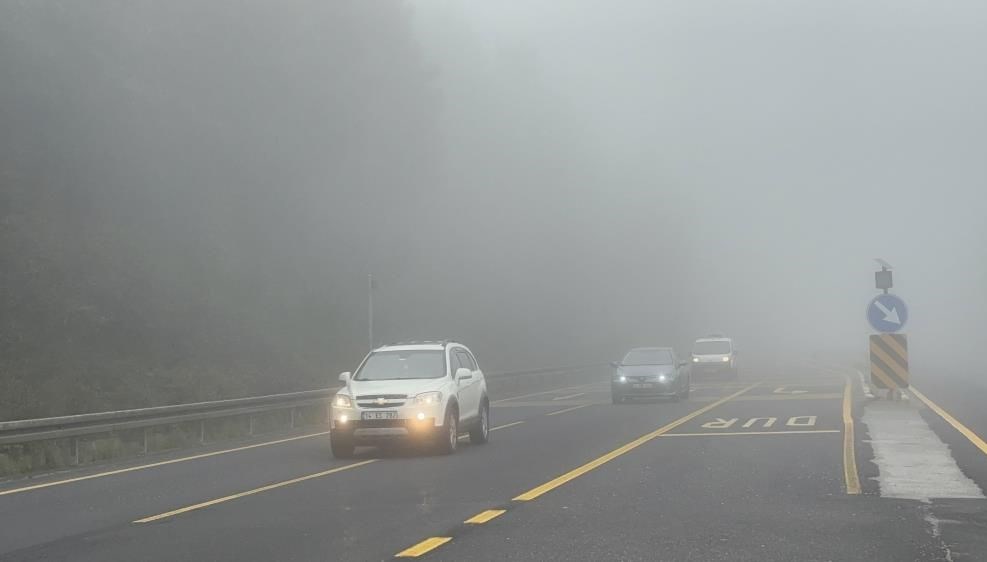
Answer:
[{"xmin": 611, "ymin": 347, "xmax": 691, "ymax": 404}]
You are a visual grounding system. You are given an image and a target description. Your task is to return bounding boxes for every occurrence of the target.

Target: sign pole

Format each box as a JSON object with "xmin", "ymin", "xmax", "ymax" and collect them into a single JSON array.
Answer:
[{"xmin": 868, "ymin": 259, "xmax": 908, "ymax": 400}]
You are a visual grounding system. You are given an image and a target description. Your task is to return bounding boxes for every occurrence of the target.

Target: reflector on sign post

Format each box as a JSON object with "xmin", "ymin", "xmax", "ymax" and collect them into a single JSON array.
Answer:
[{"xmin": 870, "ymin": 333, "xmax": 909, "ymax": 390}]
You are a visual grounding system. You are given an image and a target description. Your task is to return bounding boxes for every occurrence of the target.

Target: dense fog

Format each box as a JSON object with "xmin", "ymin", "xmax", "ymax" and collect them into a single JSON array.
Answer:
[{"xmin": 2, "ymin": 0, "xmax": 985, "ymax": 419}]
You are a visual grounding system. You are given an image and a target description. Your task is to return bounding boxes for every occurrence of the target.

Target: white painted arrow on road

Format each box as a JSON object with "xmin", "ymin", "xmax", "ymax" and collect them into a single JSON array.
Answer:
[{"xmin": 874, "ymin": 301, "xmax": 901, "ymax": 325}]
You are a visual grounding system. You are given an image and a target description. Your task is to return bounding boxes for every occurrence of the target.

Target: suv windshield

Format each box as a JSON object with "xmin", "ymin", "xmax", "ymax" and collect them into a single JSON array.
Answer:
[
  {"xmin": 694, "ymin": 341, "xmax": 731, "ymax": 355},
  {"xmin": 355, "ymin": 350, "xmax": 446, "ymax": 381},
  {"xmin": 622, "ymin": 349, "xmax": 673, "ymax": 366}
]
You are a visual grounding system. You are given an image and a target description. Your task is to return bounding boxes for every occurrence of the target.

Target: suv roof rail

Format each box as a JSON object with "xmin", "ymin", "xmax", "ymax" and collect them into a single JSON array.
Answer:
[{"xmin": 383, "ymin": 340, "xmax": 451, "ymax": 347}]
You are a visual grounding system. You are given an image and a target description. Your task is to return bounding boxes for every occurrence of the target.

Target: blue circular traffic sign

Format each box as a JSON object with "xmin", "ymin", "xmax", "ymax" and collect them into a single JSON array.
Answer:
[{"xmin": 867, "ymin": 294, "xmax": 908, "ymax": 333}]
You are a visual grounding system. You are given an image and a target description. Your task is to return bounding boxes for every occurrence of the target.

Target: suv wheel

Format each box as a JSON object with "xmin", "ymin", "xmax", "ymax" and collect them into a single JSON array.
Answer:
[
  {"xmin": 436, "ymin": 407, "xmax": 458, "ymax": 455},
  {"xmin": 330, "ymin": 432, "xmax": 354, "ymax": 459},
  {"xmin": 470, "ymin": 401, "xmax": 490, "ymax": 444}
]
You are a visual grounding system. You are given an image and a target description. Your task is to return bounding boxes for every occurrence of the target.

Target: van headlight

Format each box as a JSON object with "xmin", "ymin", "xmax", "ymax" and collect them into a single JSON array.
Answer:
[
  {"xmin": 333, "ymin": 394, "xmax": 353, "ymax": 408},
  {"xmin": 413, "ymin": 391, "xmax": 443, "ymax": 405}
]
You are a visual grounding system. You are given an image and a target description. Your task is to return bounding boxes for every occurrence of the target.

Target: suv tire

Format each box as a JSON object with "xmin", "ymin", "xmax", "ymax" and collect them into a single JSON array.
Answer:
[
  {"xmin": 435, "ymin": 406, "xmax": 459, "ymax": 455},
  {"xmin": 470, "ymin": 400, "xmax": 490, "ymax": 444}
]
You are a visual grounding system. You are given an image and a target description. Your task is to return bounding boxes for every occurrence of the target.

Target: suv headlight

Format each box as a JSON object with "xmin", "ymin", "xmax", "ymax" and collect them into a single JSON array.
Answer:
[
  {"xmin": 333, "ymin": 394, "xmax": 353, "ymax": 408},
  {"xmin": 413, "ymin": 391, "xmax": 443, "ymax": 405},
  {"xmin": 692, "ymin": 357, "xmax": 699, "ymax": 363},
  {"xmin": 721, "ymin": 356, "xmax": 730, "ymax": 362}
]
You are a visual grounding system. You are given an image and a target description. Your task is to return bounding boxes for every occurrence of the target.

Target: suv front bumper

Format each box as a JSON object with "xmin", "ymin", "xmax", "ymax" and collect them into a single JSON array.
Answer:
[
  {"xmin": 330, "ymin": 402, "xmax": 446, "ymax": 443},
  {"xmin": 331, "ymin": 417, "xmax": 439, "ymax": 443}
]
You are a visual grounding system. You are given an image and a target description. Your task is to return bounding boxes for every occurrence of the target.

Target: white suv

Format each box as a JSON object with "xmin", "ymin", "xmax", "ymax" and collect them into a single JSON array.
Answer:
[{"xmin": 329, "ymin": 341, "xmax": 489, "ymax": 458}]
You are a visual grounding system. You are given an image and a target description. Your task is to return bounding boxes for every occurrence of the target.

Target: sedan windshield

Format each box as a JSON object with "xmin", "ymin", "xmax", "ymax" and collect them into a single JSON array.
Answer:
[
  {"xmin": 355, "ymin": 350, "xmax": 445, "ymax": 380},
  {"xmin": 694, "ymin": 341, "xmax": 731, "ymax": 355},
  {"xmin": 622, "ymin": 349, "xmax": 673, "ymax": 366}
]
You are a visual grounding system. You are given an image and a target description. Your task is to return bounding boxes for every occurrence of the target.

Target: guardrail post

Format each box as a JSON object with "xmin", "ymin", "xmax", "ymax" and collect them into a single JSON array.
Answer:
[
  {"xmin": 142, "ymin": 428, "xmax": 149, "ymax": 456},
  {"xmin": 73, "ymin": 437, "xmax": 80, "ymax": 466},
  {"xmin": 199, "ymin": 420, "xmax": 206, "ymax": 444}
]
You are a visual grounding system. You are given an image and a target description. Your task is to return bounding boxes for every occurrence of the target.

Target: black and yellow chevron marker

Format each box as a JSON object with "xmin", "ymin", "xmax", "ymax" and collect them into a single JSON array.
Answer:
[{"xmin": 870, "ymin": 333, "xmax": 909, "ymax": 389}]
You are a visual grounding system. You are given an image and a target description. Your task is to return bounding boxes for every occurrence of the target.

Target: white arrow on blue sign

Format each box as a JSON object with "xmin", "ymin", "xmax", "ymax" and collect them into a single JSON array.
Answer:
[{"xmin": 867, "ymin": 294, "xmax": 908, "ymax": 333}]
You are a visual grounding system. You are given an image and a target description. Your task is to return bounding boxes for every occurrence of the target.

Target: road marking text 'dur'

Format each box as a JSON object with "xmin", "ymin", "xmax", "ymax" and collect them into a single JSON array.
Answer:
[{"xmin": 701, "ymin": 416, "xmax": 818, "ymax": 429}]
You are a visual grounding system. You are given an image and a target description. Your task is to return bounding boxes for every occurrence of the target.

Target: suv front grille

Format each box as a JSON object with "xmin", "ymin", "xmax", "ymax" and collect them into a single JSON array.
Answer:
[{"xmin": 355, "ymin": 394, "xmax": 408, "ymax": 408}]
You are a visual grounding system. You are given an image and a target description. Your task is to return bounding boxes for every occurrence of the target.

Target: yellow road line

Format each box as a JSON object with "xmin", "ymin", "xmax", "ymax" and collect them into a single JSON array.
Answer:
[
  {"xmin": 545, "ymin": 404, "xmax": 592, "ymax": 417},
  {"xmin": 464, "ymin": 509, "xmax": 506, "ymax": 524},
  {"xmin": 842, "ymin": 375, "xmax": 861, "ymax": 495},
  {"xmin": 0, "ymin": 431, "xmax": 330, "ymax": 497},
  {"xmin": 133, "ymin": 460, "xmax": 376, "ymax": 523},
  {"xmin": 660, "ymin": 430, "xmax": 840, "ymax": 437},
  {"xmin": 395, "ymin": 537, "xmax": 453, "ymax": 557},
  {"xmin": 513, "ymin": 383, "xmax": 757, "ymax": 501},
  {"xmin": 910, "ymin": 386, "xmax": 987, "ymax": 458}
]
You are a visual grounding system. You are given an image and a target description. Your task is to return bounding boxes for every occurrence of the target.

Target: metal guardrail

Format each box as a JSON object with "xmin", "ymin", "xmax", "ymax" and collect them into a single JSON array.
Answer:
[
  {"xmin": 0, "ymin": 364, "xmax": 604, "ymax": 477},
  {"xmin": 0, "ymin": 389, "xmax": 335, "ymax": 437}
]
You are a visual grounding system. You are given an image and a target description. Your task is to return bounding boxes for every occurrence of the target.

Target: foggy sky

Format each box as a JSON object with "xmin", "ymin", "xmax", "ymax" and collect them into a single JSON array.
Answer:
[
  {"xmin": 2, "ymin": 1, "xmax": 985, "ymax": 417},
  {"xmin": 413, "ymin": 0, "xmax": 987, "ymax": 372}
]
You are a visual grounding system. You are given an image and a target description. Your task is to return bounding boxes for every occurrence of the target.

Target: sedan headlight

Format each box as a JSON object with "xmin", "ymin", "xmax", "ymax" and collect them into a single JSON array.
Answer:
[
  {"xmin": 721, "ymin": 356, "xmax": 730, "ymax": 362},
  {"xmin": 617, "ymin": 374, "xmax": 627, "ymax": 383},
  {"xmin": 413, "ymin": 391, "xmax": 443, "ymax": 405},
  {"xmin": 658, "ymin": 374, "xmax": 667, "ymax": 382},
  {"xmin": 692, "ymin": 357, "xmax": 699, "ymax": 363},
  {"xmin": 333, "ymin": 394, "xmax": 353, "ymax": 408}
]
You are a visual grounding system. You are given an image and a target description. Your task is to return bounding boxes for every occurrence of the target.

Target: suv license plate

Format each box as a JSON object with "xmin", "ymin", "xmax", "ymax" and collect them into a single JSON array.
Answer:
[
  {"xmin": 362, "ymin": 411, "xmax": 399, "ymax": 420},
  {"xmin": 633, "ymin": 383, "xmax": 653, "ymax": 389}
]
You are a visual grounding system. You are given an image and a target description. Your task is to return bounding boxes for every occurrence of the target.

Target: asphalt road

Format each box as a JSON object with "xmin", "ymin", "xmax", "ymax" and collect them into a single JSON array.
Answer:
[
  {"xmin": 1, "ymin": 361, "xmax": 985, "ymax": 561},
  {"xmin": 909, "ymin": 372, "xmax": 987, "ymax": 562}
]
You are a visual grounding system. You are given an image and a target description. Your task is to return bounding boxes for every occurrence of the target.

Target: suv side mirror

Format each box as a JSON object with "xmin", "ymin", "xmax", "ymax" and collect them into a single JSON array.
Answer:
[
  {"xmin": 338, "ymin": 372, "xmax": 351, "ymax": 383},
  {"xmin": 455, "ymin": 367, "xmax": 473, "ymax": 381},
  {"xmin": 609, "ymin": 361, "xmax": 620, "ymax": 368}
]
